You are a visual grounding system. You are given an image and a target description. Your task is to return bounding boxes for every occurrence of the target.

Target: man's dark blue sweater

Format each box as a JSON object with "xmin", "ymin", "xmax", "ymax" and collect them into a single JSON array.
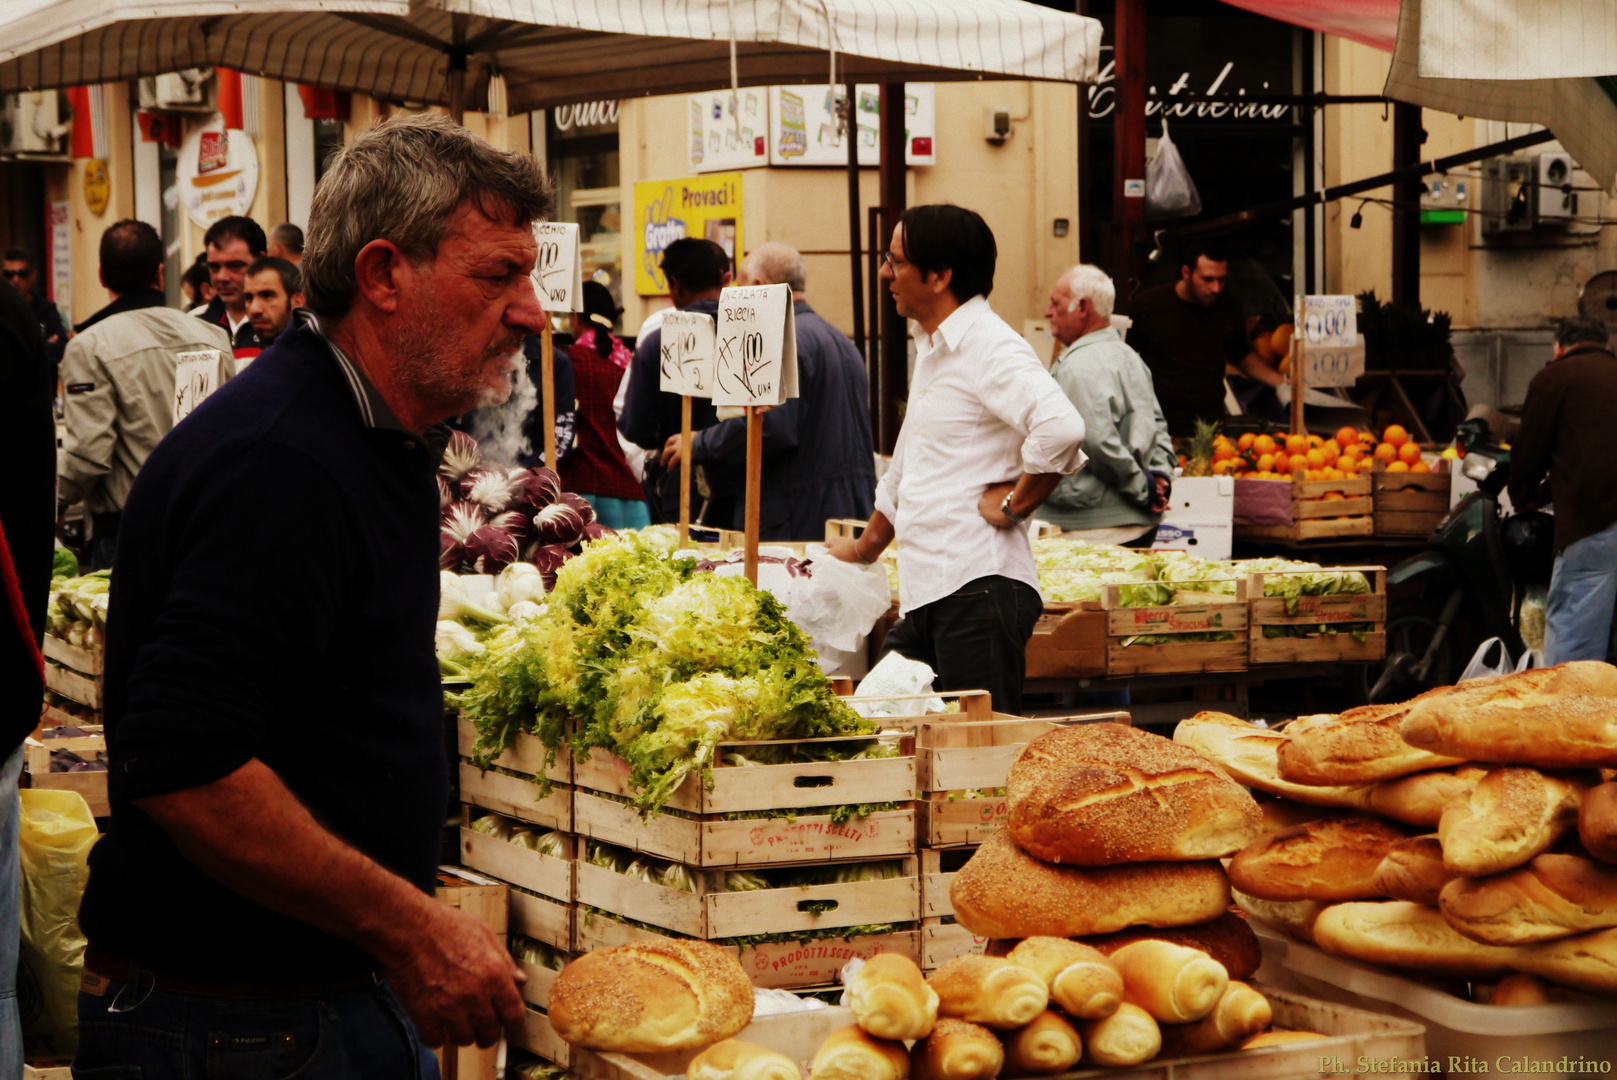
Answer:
[{"xmin": 79, "ymin": 322, "xmax": 448, "ymax": 981}]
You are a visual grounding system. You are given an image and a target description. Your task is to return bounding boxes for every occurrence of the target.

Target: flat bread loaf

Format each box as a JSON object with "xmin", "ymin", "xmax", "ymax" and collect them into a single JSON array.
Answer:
[
  {"xmin": 1438, "ymin": 767, "xmax": 1595, "ymax": 876},
  {"xmin": 548, "ymin": 940, "xmax": 753, "ymax": 1052},
  {"xmin": 1173, "ymin": 712, "xmax": 1375, "ymax": 809},
  {"xmin": 1276, "ymin": 700, "xmax": 1467, "ymax": 785},
  {"xmin": 1312, "ymin": 901, "xmax": 1521, "ymax": 979},
  {"xmin": 1513, "ymin": 926, "xmax": 1617, "ymax": 995},
  {"xmin": 1008, "ymin": 723, "xmax": 1262, "ymax": 865},
  {"xmin": 1228, "ymin": 818, "xmax": 1411, "ymax": 902},
  {"xmin": 1399, "ymin": 661, "xmax": 1617, "ymax": 768},
  {"xmin": 1440, "ymin": 853, "xmax": 1617, "ymax": 945},
  {"xmin": 1231, "ymin": 890, "xmax": 1327, "ymax": 945},
  {"xmin": 950, "ymin": 832, "xmax": 1231, "ymax": 940},
  {"xmin": 1368, "ymin": 767, "xmax": 1489, "ymax": 828}
]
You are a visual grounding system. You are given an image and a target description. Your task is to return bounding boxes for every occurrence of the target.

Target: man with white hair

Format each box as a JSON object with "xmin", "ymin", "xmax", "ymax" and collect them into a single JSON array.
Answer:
[
  {"xmin": 661, "ymin": 241, "xmax": 876, "ymax": 539},
  {"xmin": 1034, "ymin": 264, "xmax": 1175, "ymax": 545}
]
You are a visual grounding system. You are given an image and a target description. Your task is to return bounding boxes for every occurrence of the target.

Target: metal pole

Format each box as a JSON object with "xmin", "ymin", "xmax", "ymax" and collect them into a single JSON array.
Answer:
[
  {"xmin": 877, "ymin": 83, "xmax": 907, "ymax": 454},
  {"xmin": 1392, "ymin": 103, "xmax": 1423, "ymax": 307},
  {"xmin": 845, "ymin": 83, "xmax": 866, "ymax": 362}
]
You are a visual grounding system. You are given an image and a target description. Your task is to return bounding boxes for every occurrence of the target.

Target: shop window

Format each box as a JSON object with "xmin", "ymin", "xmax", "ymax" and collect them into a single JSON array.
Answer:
[{"xmin": 548, "ymin": 103, "xmax": 622, "ymax": 320}]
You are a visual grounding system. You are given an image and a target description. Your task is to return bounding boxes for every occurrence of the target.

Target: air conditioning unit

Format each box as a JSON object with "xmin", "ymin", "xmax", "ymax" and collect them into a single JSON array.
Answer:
[
  {"xmin": 1535, "ymin": 152, "xmax": 1578, "ymax": 222},
  {"xmin": 138, "ymin": 69, "xmax": 214, "ymax": 113},
  {"xmin": 1480, "ymin": 156, "xmax": 1534, "ymax": 237},
  {"xmin": 0, "ymin": 91, "xmax": 69, "ymax": 157}
]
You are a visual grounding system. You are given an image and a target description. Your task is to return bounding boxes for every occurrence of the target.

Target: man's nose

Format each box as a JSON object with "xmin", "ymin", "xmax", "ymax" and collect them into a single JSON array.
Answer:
[{"xmin": 505, "ymin": 275, "xmax": 546, "ymax": 335}]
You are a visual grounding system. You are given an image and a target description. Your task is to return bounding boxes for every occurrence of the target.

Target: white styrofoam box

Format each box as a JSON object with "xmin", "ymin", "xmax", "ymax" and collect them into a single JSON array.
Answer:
[
  {"xmin": 1168, "ymin": 475, "xmax": 1236, "ymax": 523},
  {"xmin": 1152, "ymin": 520, "xmax": 1233, "ymax": 561}
]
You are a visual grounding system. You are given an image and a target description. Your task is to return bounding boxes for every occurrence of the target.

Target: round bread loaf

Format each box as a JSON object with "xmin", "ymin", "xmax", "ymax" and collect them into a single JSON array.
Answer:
[
  {"xmin": 1372, "ymin": 835, "xmax": 1459, "ymax": 907},
  {"xmin": 950, "ymin": 832, "xmax": 1231, "ymax": 940},
  {"xmin": 547, "ymin": 939, "xmax": 753, "ymax": 1052},
  {"xmin": 1082, "ymin": 910, "xmax": 1261, "ymax": 981},
  {"xmin": 1228, "ymin": 817, "xmax": 1411, "ymax": 902},
  {"xmin": 1398, "ymin": 661, "xmax": 1617, "ymax": 768},
  {"xmin": 1007, "ymin": 723, "xmax": 1263, "ymax": 865}
]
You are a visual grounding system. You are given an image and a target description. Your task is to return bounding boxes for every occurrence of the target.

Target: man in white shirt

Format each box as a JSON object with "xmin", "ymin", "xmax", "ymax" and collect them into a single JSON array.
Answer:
[{"xmin": 828, "ymin": 205, "xmax": 1087, "ymax": 714}]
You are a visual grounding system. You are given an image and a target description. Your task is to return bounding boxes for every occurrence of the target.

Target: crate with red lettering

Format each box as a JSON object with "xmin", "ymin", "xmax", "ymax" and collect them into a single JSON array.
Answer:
[
  {"xmin": 1247, "ymin": 567, "xmax": 1387, "ymax": 665},
  {"xmin": 1102, "ymin": 579, "xmax": 1249, "ymax": 676}
]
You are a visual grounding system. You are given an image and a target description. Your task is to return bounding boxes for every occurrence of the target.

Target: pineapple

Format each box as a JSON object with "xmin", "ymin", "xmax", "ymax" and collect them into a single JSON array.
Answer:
[{"xmin": 1180, "ymin": 419, "xmax": 1221, "ymax": 477}]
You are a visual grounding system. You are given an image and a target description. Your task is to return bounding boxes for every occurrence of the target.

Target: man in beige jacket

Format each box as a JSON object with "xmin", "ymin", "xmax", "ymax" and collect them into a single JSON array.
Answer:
[{"xmin": 59, "ymin": 220, "xmax": 235, "ymax": 568}]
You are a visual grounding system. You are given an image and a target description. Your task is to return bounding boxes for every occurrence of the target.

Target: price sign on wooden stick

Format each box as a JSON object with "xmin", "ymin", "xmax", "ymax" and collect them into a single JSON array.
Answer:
[
  {"xmin": 660, "ymin": 310, "xmax": 717, "ymax": 545},
  {"xmin": 1290, "ymin": 294, "xmax": 1364, "ymax": 435},
  {"xmin": 172, "ymin": 348, "xmax": 224, "ymax": 425},
  {"xmin": 532, "ymin": 223, "xmax": 583, "ymax": 472}
]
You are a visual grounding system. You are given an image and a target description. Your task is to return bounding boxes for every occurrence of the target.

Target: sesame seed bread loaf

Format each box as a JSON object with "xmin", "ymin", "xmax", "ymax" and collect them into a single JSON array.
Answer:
[
  {"xmin": 1275, "ymin": 699, "xmax": 1467, "ymax": 786},
  {"xmin": 1228, "ymin": 817, "xmax": 1412, "ymax": 902},
  {"xmin": 547, "ymin": 939, "xmax": 753, "ymax": 1053},
  {"xmin": 1398, "ymin": 661, "xmax": 1617, "ymax": 769},
  {"xmin": 1438, "ymin": 767, "xmax": 1596, "ymax": 877}
]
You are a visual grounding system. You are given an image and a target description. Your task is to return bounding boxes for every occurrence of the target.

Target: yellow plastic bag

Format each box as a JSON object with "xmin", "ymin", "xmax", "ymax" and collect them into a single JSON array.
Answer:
[{"xmin": 17, "ymin": 788, "xmax": 97, "ymax": 1059}]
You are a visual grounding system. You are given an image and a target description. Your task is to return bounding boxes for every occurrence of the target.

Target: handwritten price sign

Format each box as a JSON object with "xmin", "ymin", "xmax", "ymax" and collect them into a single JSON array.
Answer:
[
  {"xmin": 1300, "ymin": 295, "xmax": 1364, "ymax": 388},
  {"xmin": 713, "ymin": 282, "xmax": 798, "ymax": 407},
  {"xmin": 660, "ymin": 310, "xmax": 717, "ymax": 396},
  {"xmin": 172, "ymin": 348, "xmax": 224, "ymax": 424},
  {"xmin": 531, "ymin": 222, "xmax": 583, "ymax": 313}
]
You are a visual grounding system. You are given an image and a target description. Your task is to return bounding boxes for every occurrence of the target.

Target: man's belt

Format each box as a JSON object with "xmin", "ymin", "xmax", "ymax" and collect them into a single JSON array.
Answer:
[{"xmin": 83, "ymin": 943, "xmax": 378, "ymax": 1000}]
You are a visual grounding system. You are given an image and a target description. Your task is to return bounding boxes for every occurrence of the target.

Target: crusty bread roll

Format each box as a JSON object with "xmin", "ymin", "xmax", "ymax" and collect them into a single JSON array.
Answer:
[
  {"xmin": 1002, "ymin": 1011, "xmax": 1081, "ymax": 1076},
  {"xmin": 1255, "ymin": 794, "xmax": 1374, "ymax": 833},
  {"xmin": 1480, "ymin": 973, "xmax": 1555, "ymax": 1007},
  {"xmin": 949, "ymin": 832, "xmax": 1231, "ymax": 940},
  {"xmin": 1373, "ymin": 836, "xmax": 1461, "ymax": 907},
  {"xmin": 1242, "ymin": 1030, "xmax": 1327, "ymax": 1049},
  {"xmin": 1439, "ymin": 767, "xmax": 1595, "ymax": 876},
  {"xmin": 1082, "ymin": 911, "xmax": 1261, "ymax": 981},
  {"xmin": 548, "ymin": 939, "xmax": 753, "ymax": 1052},
  {"xmin": 1440, "ymin": 853, "xmax": 1617, "ymax": 945},
  {"xmin": 1579, "ymin": 781, "xmax": 1617, "ymax": 864},
  {"xmin": 1231, "ymin": 889, "xmax": 1327, "ymax": 945},
  {"xmin": 927, "ymin": 956, "xmax": 1049, "ymax": 1030},
  {"xmin": 1078, "ymin": 1002, "xmax": 1161, "ymax": 1068},
  {"xmin": 811, "ymin": 1024, "xmax": 910, "ymax": 1080},
  {"xmin": 911, "ymin": 1018, "xmax": 1003, "ymax": 1080},
  {"xmin": 1157, "ymin": 981, "xmax": 1273, "ymax": 1056},
  {"xmin": 1399, "ymin": 662, "xmax": 1617, "ymax": 768},
  {"xmin": 848, "ymin": 954, "xmax": 939, "ymax": 1041},
  {"xmin": 1312, "ymin": 901, "xmax": 1521, "ymax": 979},
  {"xmin": 1007, "ymin": 723, "xmax": 1263, "ymax": 865},
  {"xmin": 1173, "ymin": 712, "xmax": 1376, "ymax": 808},
  {"xmin": 1514, "ymin": 925, "xmax": 1617, "ymax": 995},
  {"xmin": 1228, "ymin": 817, "xmax": 1410, "ymax": 902},
  {"xmin": 688, "ymin": 1040, "xmax": 801, "ymax": 1080},
  {"xmin": 1110, "ymin": 940, "xmax": 1229, "ymax": 1023},
  {"xmin": 1006, "ymin": 938, "xmax": 1122, "ymax": 1019},
  {"xmin": 1369, "ymin": 766, "xmax": 1489, "ymax": 828},
  {"xmin": 1276, "ymin": 701, "xmax": 1467, "ymax": 785}
]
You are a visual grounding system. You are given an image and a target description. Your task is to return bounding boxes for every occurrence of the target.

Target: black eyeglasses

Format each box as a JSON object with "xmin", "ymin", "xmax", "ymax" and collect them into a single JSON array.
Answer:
[
  {"xmin": 882, "ymin": 252, "xmax": 910, "ymax": 272},
  {"xmin": 1, "ymin": 269, "xmax": 28, "ymax": 280}
]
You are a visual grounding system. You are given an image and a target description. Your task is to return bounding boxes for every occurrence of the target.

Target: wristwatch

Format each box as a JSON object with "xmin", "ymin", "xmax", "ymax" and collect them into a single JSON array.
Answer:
[{"xmin": 1000, "ymin": 491, "xmax": 1029, "ymax": 525}]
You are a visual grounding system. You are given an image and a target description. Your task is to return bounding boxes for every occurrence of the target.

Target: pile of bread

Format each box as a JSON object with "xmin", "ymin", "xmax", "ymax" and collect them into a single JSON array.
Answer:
[{"xmin": 1177, "ymin": 660, "xmax": 1617, "ymax": 1003}]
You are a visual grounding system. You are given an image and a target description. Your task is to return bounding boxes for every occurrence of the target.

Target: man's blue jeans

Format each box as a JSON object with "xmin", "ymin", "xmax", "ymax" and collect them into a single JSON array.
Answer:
[
  {"xmin": 73, "ymin": 973, "xmax": 440, "ymax": 1080},
  {"xmin": 0, "ymin": 744, "xmax": 23, "ymax": 1078},
  {"xmin": 1545, "ymin": 517, "xmax": 1617, "ymax": 665}
]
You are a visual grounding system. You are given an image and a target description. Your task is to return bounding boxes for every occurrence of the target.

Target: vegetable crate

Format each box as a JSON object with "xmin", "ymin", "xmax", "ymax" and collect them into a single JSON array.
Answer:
[
  {"xmin": 433, "ymin": 867, "xmax": 507, "ymax": 1080},
  {"xmin": 22, "ymin": 729, "xmax": 108, "ymax": 817},
  {"xmin": 1372, "ymin": 460, "xmax": 1451, "ymax": 537},
  {"xmin": 1023, "ymin": 601, "xmax": 1108, "ymax": 679},
  {"xmin": 458, "ymin": 809, "xmax": 575, "ymax": 908},
  {"xmin": 42, "ymin": 634, "xmax": 103, "ymax": 713},
  {"xmin": 456, "ymin": 716, "xmax": 572, "ymax": 832},
  {"xmin": 570, "ymin": 734, "xmax": 916, "ymax": 868},
  {"xmin": 1247, "ymin": 567, "xmax": 1387, "ymax": 665},
  {"xmin": 515, "ymin": 1006, "xmax": 570, "ymax": 1070},
  {"xmin": 919, "ymin": 845, "xmax": 988, "ymax": 971},
  {"xmin": 1102, "ymin": 581, "xmax": 1249, "ymax": 676},
  {"xmin": 1238, "ymin": 474, "xmax": 1375, "ymax": 542}
]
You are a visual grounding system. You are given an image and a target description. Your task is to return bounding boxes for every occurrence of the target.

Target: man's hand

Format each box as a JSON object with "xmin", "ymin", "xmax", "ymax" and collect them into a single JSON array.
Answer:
[
  {"xmin": 661, "ymin": 433, "xmax": 683, "ymax": 470},
  {"xmin": 384, "ymin": 901, "xmax": 527, "ymax": 1048},
  {"xmin": 1149, "ymin": 474, "xmax": 1171, "ymax": 514},
  {"xmin": 978, "ymin": 482, "xmax": 1018, "ymax": 527},
  {"xmin": 826, "ymin": 535, "xmax": 864, "ymax": 563},
  {"xmin": 1238, "ymin": 352, "xmax": 1285, "ymax": 388}
]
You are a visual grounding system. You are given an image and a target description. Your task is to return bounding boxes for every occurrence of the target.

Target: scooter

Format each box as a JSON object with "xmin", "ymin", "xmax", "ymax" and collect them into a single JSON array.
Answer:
[{"xmin": 1365, "ymin": 418, "xmax": 1544, "ymax": 703}]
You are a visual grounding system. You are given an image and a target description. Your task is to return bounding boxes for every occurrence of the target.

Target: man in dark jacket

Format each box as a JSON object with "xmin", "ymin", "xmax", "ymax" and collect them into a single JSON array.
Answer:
[
  {"xmin": 1509, "ymin": 317, "xmax": 1617, "ymax": 664},
  {"xmin": 660, "ymin": 243, "xmax": 876, "ymax": 540},
  {"xmin": 3, "ymin": 247, "xmax": 67, "ymax": 364},
  {"xmin": 0, "ymin": 273, "xmax": 52, "ymax": 1075},
  {"xmin": 194, "ymin": 215, "xmax": 270, "ymax": 364},
  {"xmin": 619, "ymin": 238, "xmax": 735, "ymax": 522}
]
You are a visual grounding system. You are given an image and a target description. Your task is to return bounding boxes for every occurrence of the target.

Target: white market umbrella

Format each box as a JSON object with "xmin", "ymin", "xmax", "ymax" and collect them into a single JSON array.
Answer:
[{"xmin": 0, "ymin": 0, "xmax": 1102, "ymax": 111}]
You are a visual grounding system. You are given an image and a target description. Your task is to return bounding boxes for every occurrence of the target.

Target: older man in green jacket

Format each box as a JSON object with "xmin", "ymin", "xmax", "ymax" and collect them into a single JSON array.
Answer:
[{"xmin": 1035, "ymin": 264, "xmax": 1175, "ymax": 546}]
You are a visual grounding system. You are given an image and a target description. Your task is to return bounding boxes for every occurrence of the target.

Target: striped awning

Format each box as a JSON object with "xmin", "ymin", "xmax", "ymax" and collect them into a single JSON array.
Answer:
[{"xmin": 0, "ymin": 0, "xmax": 1104, "ymax": 110}]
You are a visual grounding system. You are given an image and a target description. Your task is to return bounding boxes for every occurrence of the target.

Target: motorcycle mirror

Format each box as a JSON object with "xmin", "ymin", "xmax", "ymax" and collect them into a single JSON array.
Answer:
[{"xmin": 1462, "ymin": 452, "xmax": 1497, "ymax": 482}]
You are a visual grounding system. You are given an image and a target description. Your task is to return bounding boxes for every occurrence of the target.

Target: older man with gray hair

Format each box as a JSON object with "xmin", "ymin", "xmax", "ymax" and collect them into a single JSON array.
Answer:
[
  {"xmin": 661, "ymin": 241, "xmax": 876, "ymax": 539},
  {"xmin": 1034, "ymin": 263, "xmax": 1175, "ymax": 546},
  {"xmin": 75, "ymin": 114, "xmax": 549, "ymax": 1078}
]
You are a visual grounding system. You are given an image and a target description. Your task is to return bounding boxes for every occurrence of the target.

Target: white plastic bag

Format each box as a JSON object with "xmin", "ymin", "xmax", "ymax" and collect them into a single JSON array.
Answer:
[
  {"xmin": 851, "ymin": 651, "xmax": 944, "ymax": 718},
  {"xmin": 1458, "ymin": 637, "xmax": 1513, "ymax": 682},
  {"xmin": 1514, "ymin": 647, "xmax": 1545, "ymax": 673},
  {"xmin": 1145, "ymin": 118, "xmax": 1202, "ymax": 219},
  {"xmin": 781, "ymin": 544, "xmax": 893, "ymax": 655}
]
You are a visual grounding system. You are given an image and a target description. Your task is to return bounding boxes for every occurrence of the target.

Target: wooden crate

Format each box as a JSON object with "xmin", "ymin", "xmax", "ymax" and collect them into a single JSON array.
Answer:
[
  {"xmin": 1102, "ymin": 581, "xmax": 1248, "ymax": 677},
  {"xmin": 22, "ymin": 732, "xmax": 108, "ymax": 816},
  {"xmin": 510, "ymin": 887, "xmax": 574, "ymax": 952},
  {"xmin": 1023, "ymin": 601, "xmax": 1108, "ymax": 679},
  {"xmin": 458, "ymin": 820, "xmax": 574, "ymax": 904},
  {"xmin": 568, "ymin": 1005, "xmax": 857, "ymax": 1080},
  {"xmin": 514, "ymin": 952, "xmax": 570, "ymax": 1010},
  {"xmin": 43, "ymin": 633, "xmax": 103, "ymax": 676},
  {"xmin": 23, "ymin": 1065, "xmax": 72, "ymax": 1080},
  {"xmin": 43, "ymin": 660, "xmax": 100, "ymax": 710},
  {"xmin": 458, "ymin": 763, "xmax": 572, "ymax": 833},
  {"xmin": 456, "ymin": 715, "xmax": 570, "ymax": 785},
  {"xmin": 1238, "ymin": 474, "xmax": 1376, "ymax": 542},
  {"xmin": 515, "ymin": 1006, "xmax": 570, "ymax": 1069},
  {"xmin": 434, "ymin": 867, "xmax": 507, "ymax": 1080},
  {"xmin": 572, "ymin": 854, "xmax": 919, "ymax": 940},
  {"xmin": 1247, "ymin": 567, "xmax": 1387, "ymax": 665},
  {"xmin": 919, "ymin": 846, "xmax": 988, "ymax": 969},
  {"xmin": 1373, "ymin": 460, "xmax": 1452, "ymax": 537}
]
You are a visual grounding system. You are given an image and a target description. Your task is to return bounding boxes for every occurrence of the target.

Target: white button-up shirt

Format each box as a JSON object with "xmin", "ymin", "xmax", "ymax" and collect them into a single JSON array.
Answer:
[{"xmin": 874, "ymin": 295, "xmax": 1087, "ymax": 614}]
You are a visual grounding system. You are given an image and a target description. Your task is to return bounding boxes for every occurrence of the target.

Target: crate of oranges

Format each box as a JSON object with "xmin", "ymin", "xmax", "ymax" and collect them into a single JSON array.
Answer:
[
  {"xmin": 1229, "ymin": 426, "xmax": 1376, "ymax": 542},
  {"xmin": 1371, "ymin": 427, "xmax": 1453, "ymax": 536}
]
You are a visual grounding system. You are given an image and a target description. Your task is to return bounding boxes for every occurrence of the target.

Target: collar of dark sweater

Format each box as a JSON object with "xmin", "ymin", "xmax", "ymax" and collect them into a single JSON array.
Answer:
[
  {"xmin": 74, "ymin": 288, "xmax": 168, "ymax": 334},
  {"xmin": 1555, "ymin": 342, "xmax": 1616, "ymax": 364}
]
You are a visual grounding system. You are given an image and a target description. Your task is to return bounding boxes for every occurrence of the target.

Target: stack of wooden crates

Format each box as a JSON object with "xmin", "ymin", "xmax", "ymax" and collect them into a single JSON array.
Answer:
[{"xmin": 33, "ymin": 635, "xmax": 108, "ymax": 816}]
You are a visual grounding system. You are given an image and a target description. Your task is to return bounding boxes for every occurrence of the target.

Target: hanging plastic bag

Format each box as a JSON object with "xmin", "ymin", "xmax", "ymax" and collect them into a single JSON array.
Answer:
[
  {"xmin": 1458, "ymin": 637, "xmax": 1513, "ymax": 682},
  {"xmin": 1145, "ymin": 118, "xmax": 1202, "ymax": 220},
  {"xmin": 18, "ymin": 788, "xmax": 97, "ymax": 1060},
  {"xmin": 1514, "ymin": 648, "xmax": 1545, "ymax": 673}
]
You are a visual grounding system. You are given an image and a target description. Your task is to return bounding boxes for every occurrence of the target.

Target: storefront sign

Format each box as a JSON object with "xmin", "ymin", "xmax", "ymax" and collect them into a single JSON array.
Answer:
[
  {"xmin": 532, "ymin": 222, "xmax": 583, "ymax": 312},
  {"xmin": 82, "ymin": 160, "xmax": 110, "ymax": 216},
  {"xmin": 713, "ymin": 283, "xmax": 797, "ymax": 407},
  {"xmin": 660, "ymin": 310, "xmax": 717, "ymax": 396},
  {"xmin": 632, "ymin": 173, "xmax": 743, "ymax": 296},
  {"xmin": 689, "ymin": 85, "xmax": 936, "ymax": 172},
  {"xmin": 177, "ymin": 116, "xmax": 260, "ymax": 229},
  {"xmin": 552, "ymin": 100, "xmax": 620, "ymax": 135}
]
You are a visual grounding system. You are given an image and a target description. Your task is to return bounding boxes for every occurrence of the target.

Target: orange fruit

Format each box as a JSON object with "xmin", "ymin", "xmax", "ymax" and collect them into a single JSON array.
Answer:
[
  {"xmin": 1271, "ymin": 324, "xmax": 1294, "ymax": 356},
  {"xmin": 1285, "ymin": 434, "xmax": 1308, "ymax": 455},
  {"xmin": 1213, "ymin": 444, "xmax": 1236, "ymax": 462},
  {"xmin": 1254, "ymin": 434, "xmax": 1277, "ymax": 456},
  {"xmin": 1335, "ymin": 426, "xmax": 1358, "ymax": 447},
  {"xmin": 1386, "ymin": 461, "xmax": 1410, "ymax": 473},
  {"xmin": 1411, "ymin": 461, "xmax": 1432, "ymax": 474},
  {"xmin": 1323, "ymin": 491, "xmax": 1345, "ymax": 501},
  {"xmin": 1326, "ymin": 467, "xmax": 1345, "ymax": 479},
  {"xmin": 1440, "ymin": 447, "xmax": 1460, "ymax": 460},
  {"xmin": 1305, "ymin": 448, "xmax": 1326, "ymax": 470},
  {"xmin": 1256, "ymin": 453, "xmax": 1275, "ymax": 473},
  {"xmin": 1385, "ymin": 424, "xmax": 1409, "ymax": 448},
  {"xmin": 1398, "ymin": 441, "xmax": 1422, "ymax": 465},
  {"xmin": 1374, "ymin": 442, "xmax": 1398, "ymax": 462},
  {"xmin": 1237, "ymin": 433, "xmax": 1255, "ymax": 452},
  {"xmin": 1358, "ymin": 458, "xmax": 1375, "ymax": 473},
  {"xmin": 1268, "ymin": 452, "xmax": 1286, "ymax": 474},
  {"xmin": 1212, "ymin": 459, "xmax": 1232, "ymax": 475}
]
